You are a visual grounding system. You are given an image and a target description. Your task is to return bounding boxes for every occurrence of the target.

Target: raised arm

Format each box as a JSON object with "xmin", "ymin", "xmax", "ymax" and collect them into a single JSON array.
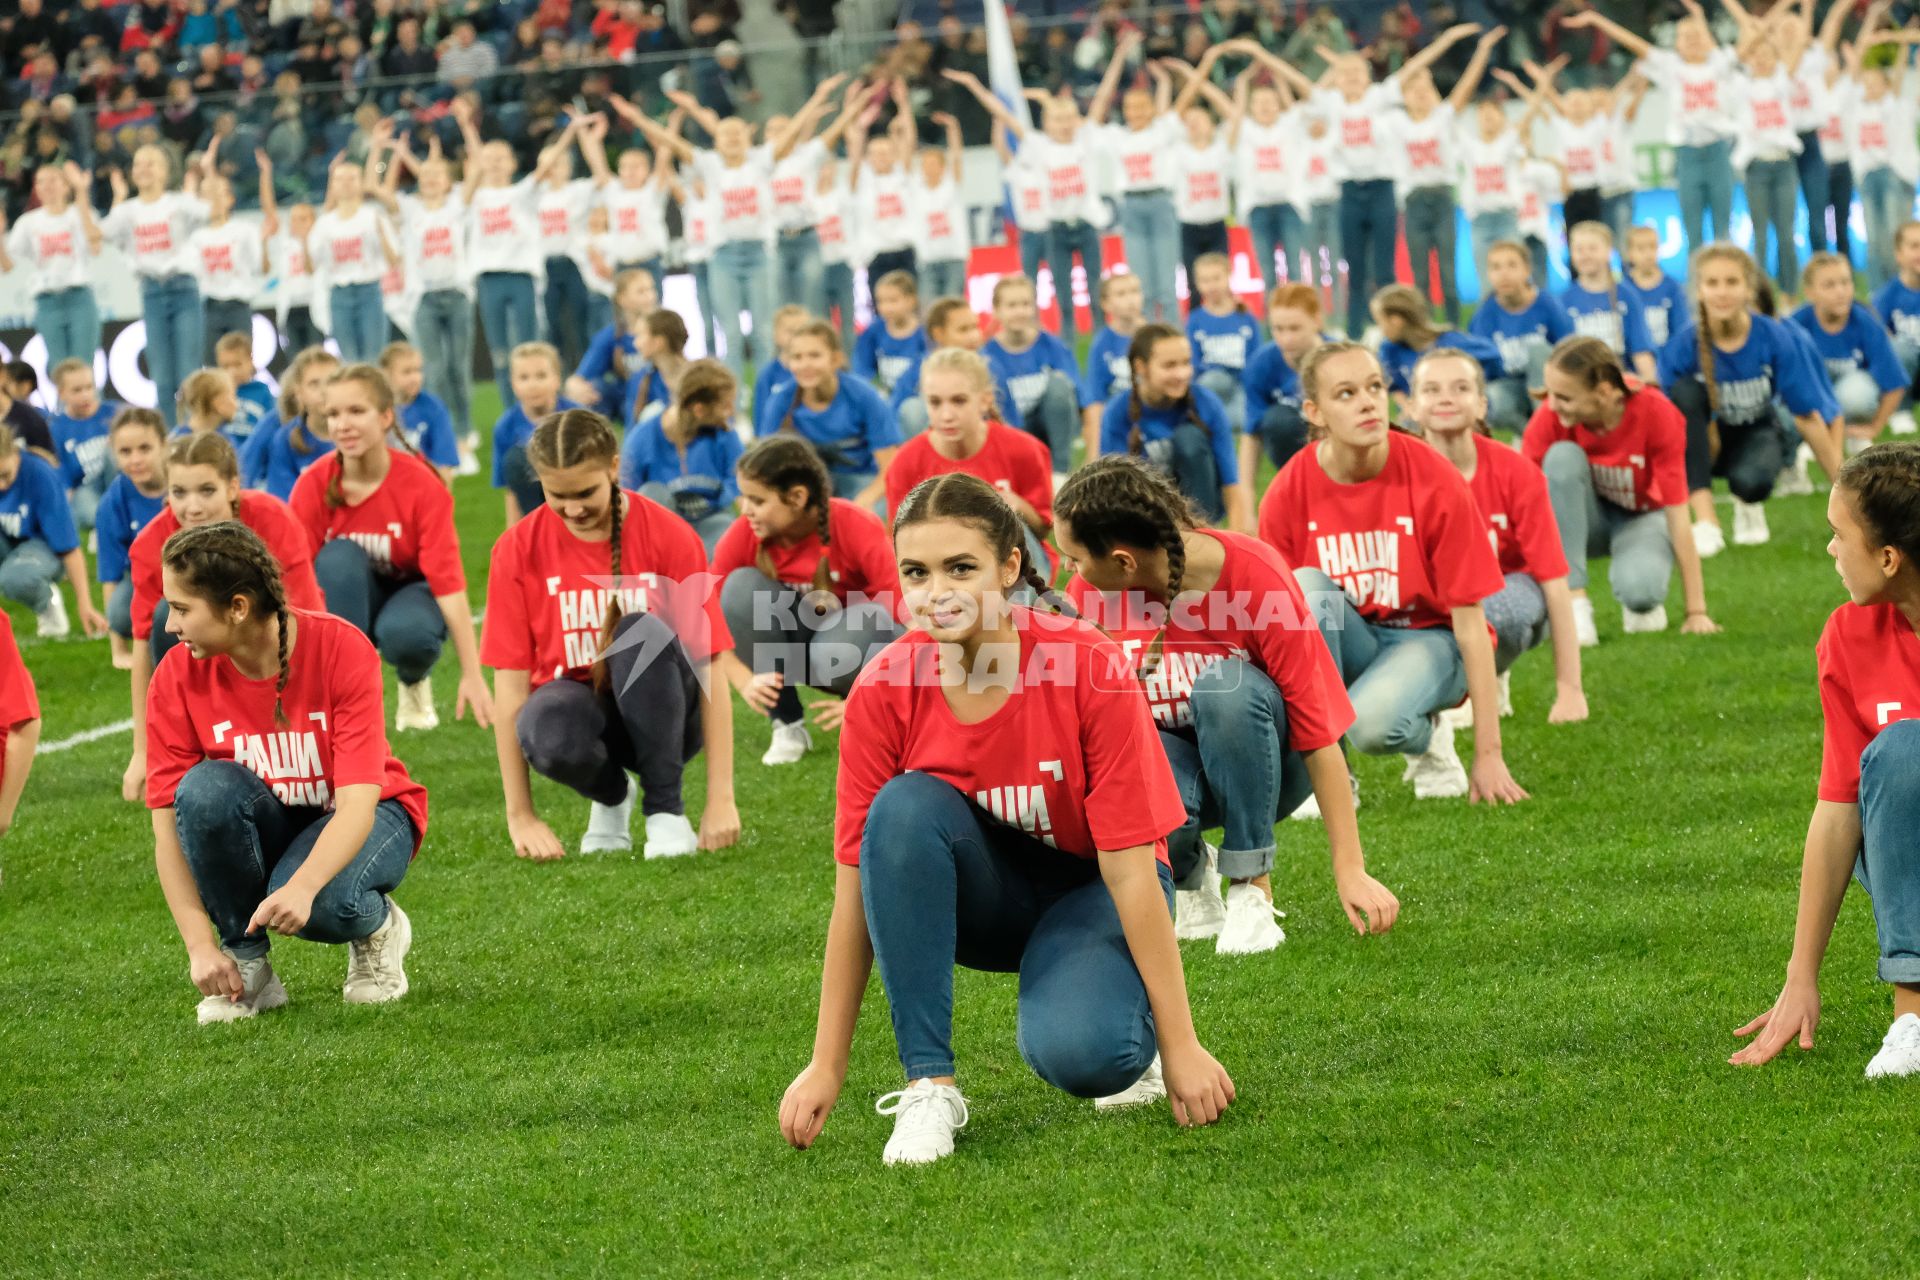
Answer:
[
  {"xmin": 1818, "ymin": 0, "xmax": 1853, "ymax": 55},
  {"xmin": 664, "ymin": 87, "xmax": 725, "ymax": 142},
  {"xmin": 1395, "ymin": 22, "xmax": 1484, "ymax": 85},
  {"xmin": 815, "ymin": 80, "xmax": 868, "ymax": 152},
  {"xmin": 886, "ymin": 77, "xmax": 917, "ymax": 163},
  {"xmin": 1165, "ymin": 53, "xmax": 1233, "ymax": 118},
  {"xmin": 1449, "ymin": 25, "xmax": 1509, "ymax": 113},
  {"xmin": 769, "ymin": 73, "xmax": 850, "ymax": 161},
  {"xmin": 577, "ymin": 112, "xmax": 613, "ymax": 184},
  {"xmin": 1234, "ymin": 38, "xmax": 1317, "ymax": 97},
  {"xmin": 1520, "ymin": 55, "xmax": 1568, "ymax": 116},
  {"xmin": 931, "ymin": 110, "xmax": 964, "ymax": 182},
  {"xmin": 1087, "ymin": 29, "xmax": 1143, "ymax": 124},
  {"xmin": 941, "ymin": 67, "xmax": 1029, "ymax": 138},
  {"xmin": 609, "ymin": 94, "xmax": 696, "ymax": 164},
  {"xmin": 65, "ymin": 163, "xmax": 103, "ymax": 252},
  {"xmin": 1560, "ymin": 8, "xmax": 1656, "ymax": 62},
  {"xmin": 528, "ymin": 118, "xmax": 581, "ymax": 186},
  {"xmin": 453, "ymin": 96, "xmax": 486, "ymax": 201},
  {"xmin": 1147, "ymin": 58, "xmax": 1173, "ymax": 113}
]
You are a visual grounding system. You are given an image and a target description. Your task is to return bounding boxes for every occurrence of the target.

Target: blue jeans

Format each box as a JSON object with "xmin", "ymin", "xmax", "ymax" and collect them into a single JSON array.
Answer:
[
  {"xmin": 710, "ymin": 239, "xmax": 775, "ymax": 377},
  {"xmin": 107, "ymin": 576, "xmax": 134, "ymax": 638},
  {"xmin": 1601, "ymin": 192, "xmax": 1636, "ymax": 254},
  {"xmin": 1295, "ymin": 566, "xmax": 1465, "ymax": 756},
  {"xmin": 777, "ymin": 228, "xmax": 827, "ymax": 317},
  {"xmin": 476, "ymin": 271, "xmax": 537, "ymax": 383},
  {"xmin": 70, "ymin": 474, "xmax": 107, "ymax": 530},
  {"xmin": 1254, "ymin": 400, "xmax": 1308, "ymax": 469},
  {"xmin": 542, "ymin": 254, "xmax": 591, "ymax": 374},
  {"xmin": 140, "ymin": 274, "xmax": 204, "ymax": 429},
  {"xmin": 1338, "ymin": 178, "xmax": 1399, "ymax": 338},
  {"xmin": 0, "ymin": 537, "xmax": 61, "ymax": 611},
  {"xmin": 329, "ymin": 281, "xmax": 387, "ymax": 363},
  {"xmin": 718, "ymin": 566, "xmax": 900, "ymax": 722},
  {"xmin": 416, "ymin": 289, "xmax": 473, "ymax": 442},
  {"xmin": 1047, "ymin": 219, "xmax": 1103, "ymax": 346},
  {"xmin": 1539, "ymin": 440, "xmax": 1673, "ymax": 611},
  {"xmin": 1795, "ymin": 133, "xmax": 1831, "ymax": 254},
  {"xmin": 1862, "ymin": 165, "xmax": 1915, "ymax": 288},
  {"xmin": 1304, "ymin": 200, "xmax": 1343, "ymax": 319},
  {"xmin": 920, "ymin": 258, "xmax": 967, "ymax": 302},
  {"xmin": 1026, "ymin": 368, "xmax": 1079, "ymax": 473},
  {"xmin": 1197, "ymin": 367, "xmax": 1245, "ymax": 434},
  {"xmin": 1120, "ymin": 190, "xmax": 1180, "ymax": 323},
  {"xmin": 1140, "ymin": 422, "xmax": 1224, "ymax": 521},
  {"xmin": 1827, "ymin": 160, "xmax": 1856, "ymax": 265},
  {"xmin": 202, "ymin": 299, "xmax": 254, "ymax": 364},
  {"xmin": 173, "ymin": 759, "xmax": 413, "ymax": 961},
  {"xmin": 1403, "ymin": 185, "xmax": 1461, "ymax": 326},
  {"xmin": 35, "ymin": 286, "xmax": 101, "ymax": 370},
  {"xmin": 1676, "ymin": 138, "xmax": 1735, "ymax": 257},
  {"xmin": 1857, "ymin": 719, "xmax": 1920, "ymax": 984},
  {"xmin": 1835, "ymin": 369, "xmax": 1885, "ymax": 425},
  {"xmin": 1159, "ymin": 658, "xmax": 1314, "ymax": 884},
  {"xmin": 858, "ymin": 771, "xmax": 1171, "ymax": 1092},
  {"xmin": 1745, "ymin": 157, "xmax": 1800, "ymax": 293},
  {"xmin": 1487, "ymin": 376, "xmax": 1535, "ymax": 435},
  {"xmin": 1483, "ymin": 571, "xmax": 1547, "ymax": 672},
  {"xmin": 1245, "ymin": 201, "xmax": 1302, "ymax": 292},
  {"xmin": 823, "ymin": 261, "xmax": 856, "ymax": 348},
  {"xmin": 313, "ymin": 539, "xmax": 448, "ymax": 684},
  {"xmin": 690, "ymin": 262, "xmax": 718, "ymax": 355},
  {"xmin": 1469, "ymin": 210, "xmax": 1520, "ymax": 292}
]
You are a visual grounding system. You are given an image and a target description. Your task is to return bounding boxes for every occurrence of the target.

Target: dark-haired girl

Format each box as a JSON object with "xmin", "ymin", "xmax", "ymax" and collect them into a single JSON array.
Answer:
[
  {"xmin": 1056, "ymin": 456, "xmax": 1395, "ymax": 959},
  {"xmin": 253, "ymin": 347, "xmax": 342, "ymax": 502},
  {"xmin": 621, "ymin": 309, "xmax": 689, "ymax": 428},
  {"xmin": 480, "ymin": 410, "xmax": 739, "ymax": 861},
  {"xmin": 1098, "ymin": 326, "xmax": 1250, "ymax": 532},
  {"xmin": 123, "ymin": 431, "xmax": 324, "ymax": 804},
  {"xmin": 98, "ymin": 409, "xmax": 170, "ymax": 669},
  {"xmin": 620, "ymin": 357, "xmax": 746, "ymax": 553},
  {"xmin": 779, "ymin": 472, "xmax": 1235, "ymax": 1167},
  {"xmin": 147, "ymin": 521, "xmax": 425, "ymax": 1024},
  {"xmin": 757, "ymin": 321, "xmax": 901, "ymax": 510},
  {"xmin": 1371, "ymin": 284, "xmax": 1507, "ymax": 403},
  {"xmin": 289, "ymin": 366, "xmax": 491, "ymax": 735},
  {"xmin": 1259, "ymin": 343, "xmax": 1526, "ymax": 805},
  {"xmin": 715, "ymin": 436, "xmax": 903, "ymax": 767},
  {"xmin": 1732, "ymin": 443, "xmax": 1920, "ymax": 1078}
]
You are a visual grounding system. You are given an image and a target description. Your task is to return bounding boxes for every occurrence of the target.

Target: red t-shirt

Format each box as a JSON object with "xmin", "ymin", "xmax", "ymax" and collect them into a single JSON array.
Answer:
[
  {"xmin": 834, "ymin": 609, "xmax": 1185, "ymax": 866},
  {"xmin": 145, "ymin": 609, "xmax": 430, "ymax": 850},
  {"xmin": 1064, "ymin": 530, "xmax": 1353, "ymax": 748},
  {"xmin": 1258, "ymin": 433, "xmax": 1506, "ymax": 630},
  {"xmin": 1817, "ymin": 602, "xmax": 1920, "ymax": 803},
  {"xmin": 1520, "ymin": 382, "xmax": 1689, "ymax": 514},
  {"xmin": 0, "ymin": 611, "xmax": 39, "ymax": 795},
  {"xmin": 288, "ymin": 452, "xmax": 467, "ymax": 597},
  {"xmin": 710, "ymin": 497, "xmax": 903, "ymax": 618},
  {"xmin": 480, "ymin": 492, "xmax": 731, "ymax": 688},
  {"xmin": 884, "ymin": 423, "xmax": 1055, "ymax": 535},
  {"xmin": 1466, "ymin": 434, "xmax": 1571, "ymax": 581},
  {"xmin": 129, "ymin": 491, "xmax": 324, "ymax": 640}
]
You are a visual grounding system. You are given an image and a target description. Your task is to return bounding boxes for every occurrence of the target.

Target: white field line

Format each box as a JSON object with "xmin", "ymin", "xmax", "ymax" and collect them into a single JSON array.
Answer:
[{"xmin": 41, "ymin": 718, "xmax": 134, "ymax": 754}]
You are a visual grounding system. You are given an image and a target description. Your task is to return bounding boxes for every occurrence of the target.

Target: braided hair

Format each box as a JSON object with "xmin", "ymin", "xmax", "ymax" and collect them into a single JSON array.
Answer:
[
  {"xmin": 632, "ymin": 310, "xmax": 690, "ymax": 423},
  {"xmin": 1054, "ymin": 456, "xmax": 1194, "ymax": 675},
  {"xmin": 1689, "ymin": 243, "xmax": 1759, "ymax": 420},
  {"xmin": 1124, "ymin": 324, "xmax": 1207, "ymax": 457},
  {"xmin": 528, "ymin": 408, "xmax": 627, "ymax": 694},
  {"xmin": 893, "ymin": 471, "xmax": 1054, "ymax": 607},
  {"xmin": 160, "ymin": 520, "xmax": 294, "ymax": 725},
  {"xmin": 736, "ymin": 435, "xmax": 836, "ymax": 602},
  {"xmin": 323, "ymin": 364, "xmax": 417, "ymax": 509},
  {"xmin": 663, "ymin": 358, "xmax": 736, "ymax": 448},
  {"xmin": 1837, "ymin": 442, "xmax": 1920, "ymax": 570}
]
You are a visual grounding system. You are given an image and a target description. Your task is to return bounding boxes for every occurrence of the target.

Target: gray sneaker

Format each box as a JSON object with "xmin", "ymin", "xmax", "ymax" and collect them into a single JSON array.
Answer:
[{"xmin": 343, "ymin": 898, "xmax": 411, "ymax": 1004}]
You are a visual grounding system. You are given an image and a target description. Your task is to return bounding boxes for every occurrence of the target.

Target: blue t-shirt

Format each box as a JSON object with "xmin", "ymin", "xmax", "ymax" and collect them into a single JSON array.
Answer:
[
  {"xmin": 233, "ymin": 380, "xmax": 275, "ymax": 444},
  {"xmin": 757, "ymin": 374, "xmax": 900, "ymax": 474},
  {"xmin": 1789, "ymin": 303, "xmax": 1908, "ymax": 395},
  {"xmin": 1185, "ymin": 307, "xmax": 1262, "ymax": 379},
  {"xmin": 239, "ymin": 406, "xmax": 281, "ymax": 487},
  {"xmin": 94, "ymin": 474, "xmax": 166, "ymax": 584},
  {"xmin": 1242, "ymin": 342, "xmax": 1302, "ymax": 411},
  {"xmin": 1468, "ymin": 292, "xmax": 1576, "ymax": 380},
  {"xmin": 752, "ymin": 358, "xmax": 794, "ymax": 437},
  {"xmin": 1660, "ymin": 313, "xmax": 1837, "ymax": 426},
  {"xmin": 396, "ymin": 392, "xmax": 460, "ymax": 468},
  {"xmin": 983, "ymin": 333, "xmax": 1086, "ymax": 422},
  {"xmin": 889, "ymin": 355, "xmax": 1025, "ymax": 429},
  {"xmin": 50, "ymin": 401, "xmax": 121, "ymax": 490},
  {"xmin": 1098, "ymin": 383, "xmax": 1239, "ymax": 485},
  {"xmin": 1560, "ymin": 281, "xmax": 1655, "ymax": 359},
  {"xmin": 576, "ymin": 323, "xmax": 640, "ymax": 417},
  {"xmin": 1873, "ymin": 278, "xmax": 1920, "ymax": 350},
  {"xmin": 491, "ymin": 397, "xmax": 582, "ymax": 489},
  {"xmin": 619, "ymin": 419, "xmax": 745, "ymax": 522},
  {"xmin": 1378, "ymin": 330, "xmax": 1506, "ymax": 396},
  {"xmin": 620, "ymin": 363, "xmax": 673, "ymax": 426},
  {"xmin": 1620, "ymin": 273, "xmax": 1689, "ymax": 351},
  {"xmin": 853, "ymin": 324, "xmax": 929, "ymax": 394},
  {"xmin": 0, "ymin": 453, "xmax": 80, "ymax": 554},
  {"xmin": 1081, "ymin": 327, "xmax": 1134, "ymax": 406},
  {"xmin": 260, "ymin": 416, "xmax": 336, "ymax": 502}
]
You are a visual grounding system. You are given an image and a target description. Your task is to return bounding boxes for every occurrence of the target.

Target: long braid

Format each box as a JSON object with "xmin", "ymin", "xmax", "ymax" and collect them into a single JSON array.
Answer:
[
  {"xmin": 528, "ymin": 408, "xmax": 628, "ymax": 692},
  {"xmin": 598, "ymin": 483, "xmax": 625, "ymax": 694},
  {"xmin": 1053, "ymin": 455, "xmax": 1198, "ymax": 676},
  {"xmin": 272, "ymin": 596, "xmax": 291, "ymax": 725},
  {"xmin": 1127, "ymin": 385, "xmax": 1145, "ymax": 455},
  {"xmin": 1140, "ymin": 497, "xmax": 1186, "ymax": 678},
  {"xmin": 1696, "ymin": 296, "xmax": 1720, "ymax": 418},
  {"xmin": 160, "ymin": 520, "xmax": 294, "ymax": 725}
]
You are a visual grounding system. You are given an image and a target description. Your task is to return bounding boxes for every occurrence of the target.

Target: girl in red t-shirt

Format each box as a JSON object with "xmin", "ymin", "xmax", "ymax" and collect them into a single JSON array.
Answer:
[
  {"xmin": 779, "ymin": 472, "xmax": 1234, "ymax": 1166},
  {"xmin": 480, "ymin": 410, "xmax": 739, "ymax": 862},
  {"xmin": 1407, "ymin": 348, "xmax": 1588, "ymax": 724},
  {"xmin": 146, "ymin": 522, "xmax": 425, "ymax": 1025},
  {"xmin": 714, "ymin": 436, "xmax": 903, "ymax": 768},
  {"xmin": 121, "ymin": 432, "xmax": 322, "ymax": 804},
  {"xmin": 0, "ymin": 611, "xmax": 41, "ymax": 866},
  {"xmin": 1733, "ymin": 444, "xmax": 1920, "ymax": 1078},
  {"xmin": 291, "ymin": 365, "xmax": 492, "ymax": 735},
  {"xmin": 1056, "ymin": 456, "xmax": 1397, "ymax": 957},
  {"xmin": 1259, "ymin": 343, "xmax": 1528, "ymax": 804}
]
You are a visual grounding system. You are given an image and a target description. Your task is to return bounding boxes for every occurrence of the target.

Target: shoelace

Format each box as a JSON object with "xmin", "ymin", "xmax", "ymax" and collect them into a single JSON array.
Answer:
[
  {"xmin": 874, "ymin": 1085, "xmax": 968, "ymax": 1136},
  {"xmin": 1228, "ymin": 893, "xmax": 1286, "ymax": 924},
  {"xmin": 347, "ymin": 917, "xmax": 390, "ymax": 988}
]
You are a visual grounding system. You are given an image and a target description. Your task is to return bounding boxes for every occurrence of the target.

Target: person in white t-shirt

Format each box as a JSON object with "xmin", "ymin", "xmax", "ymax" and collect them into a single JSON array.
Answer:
[
  {"xmin": 1838, "ymin": 23, "xmax": 1920, "ymax": 289},
  {"xmin": 847, "ymin": 80, "xmax": 923, "ymax": 296},
  {"xmin": 377, "ymin": 132, "xmax": 474, "ymax": 444},
  {"xmin": 1160, "ymin": 48, "xmax": 1242, "ymax": 297},
  {"xmin": 814, "ymin": 158, "xmax": 859, "ymax": 347},
  {"xmin": 455, "ymin": 97, "xmax": 569, "ymax": 389},
  {"xmin": 992, "ymin": 120, "xmax": 1052, "ymax": 289},
  {"xmin": 1461, "ymin": 88, "xmax": 1544, "ymax": 285},
  {"xmin": 762, "ymin": 85, "xmax": 864, "ymax": 325},
  {"xmin": 1086, "ymin": 31, "xmax": 1181, "ymax": 322},
  {"xmin": 595, "ymin": 123, "xmax": 674, "ymax": 282},
  {"xmin": 303, "ymin": 158, "xmax": 401, "ymax": 363},
  {"xmin": 101, "ymin": 144, "xmax": 210, "ymax": 428},
  {"xmin": 524, "ymin": 116, "xmax": 603, "ymax": 375},
  {"xmin": 1730, "ymin": 32, "xmax": 1809, "ymax": 295},
  {"xmin": 1293, "ymin": 113, "xmax": 1344, "ymax": 325},
  {"xmin": 1595, "ymin": 74, "xmax": 1651, "ymax": 251},
  {"xmin": 914, "ymin": 111, "xmax": 972, "ymax": 302},
  {"xmin": 0, "ymin": 162, "xmax": 103, "ymax": 369},
  {"xmin": 185, "ymin": 155, "xmax": 273, "ymax": 362},
  {"xmin": 1224, "ymin": 68, "xmax": 1301, "ymax": 305}
]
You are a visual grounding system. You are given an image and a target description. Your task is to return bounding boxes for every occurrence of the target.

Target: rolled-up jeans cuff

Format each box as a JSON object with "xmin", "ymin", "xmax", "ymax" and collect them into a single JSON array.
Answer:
[{"xmin": 1217, "ymin": 844, "xmax": 1276, "ymax": 881}]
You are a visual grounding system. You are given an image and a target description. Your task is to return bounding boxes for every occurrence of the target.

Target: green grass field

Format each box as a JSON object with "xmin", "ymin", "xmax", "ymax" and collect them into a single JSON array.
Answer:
[{"xmin": 3, "ymin": 381, "xmax": 1914, "ymax": 1278}]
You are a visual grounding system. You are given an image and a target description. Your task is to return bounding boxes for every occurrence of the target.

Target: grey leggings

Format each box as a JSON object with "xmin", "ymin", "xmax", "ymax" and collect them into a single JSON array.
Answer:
[
  {"xmin": 1482, "ymin": 571, "xmax": 1547, "ymax": 672},
  {"xmin": 719, "ymin": 566, "xmax": 901, "ymax": 725},
  {"xmin": 1539, "ymin": 440, "xmax": 1674, "ymax": 612}
]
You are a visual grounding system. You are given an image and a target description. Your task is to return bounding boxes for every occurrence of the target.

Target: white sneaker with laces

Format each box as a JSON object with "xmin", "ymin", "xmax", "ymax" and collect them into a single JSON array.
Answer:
[
  {"xmin": 580, "ymin": 779, "xmax": 635, "ymax": 854},
  {"xmin": 1498, "ymin": 669, "xmax": 1513, "ymax": 717},
  {"xmin": 395, "ymin": 677, "xmax": 439, "ymax": 732},
  {"xmin": 1622, "ymin": 603, "xmax": 1668, "ymax": 634},
  {"xmin": 877, "ymin": 1079, "xmax": 969, "ymax": 1165},
  {"xmin": 343, "ymin": 898, "xmax": 411, "ymax": 1004},
  {"xmin": 1732, "ymin": 499, "xmax": 1771, "ymax": 546},
  {"xmin": 1094, "ymin": 1054, "xmax": 1166, "ymax": 1110},
  {"xmin": 1774, "ymin": 446, "xmax": 1814, "ymax": 496},
  {"xmin": 762, "ymin": 719, "xmax": 811, "ymax": 766},
  {"xmin": 1692, "ymin": 520, "xmax": 1726, "ymax": 559},
  {"xmin": 1174, "ymin": 844, "xmax": 1226, "ymax": 941},
  {"xmin": 196, "ymin": 952, "xmax": 289, "ymax": 1024},
  {"xmin": 34, "ymin": 590, "xmax": 68, "ymax": 640},
  {"xmin": 1865, "ymin": 1012, "xmax": 1920, "ymax": 1079},
  {"xmin": 643, "ymin": 811, "xmax": 698, "ymax": 859},
  {"xmin": 1405, "ymin": 715, "xmax": 1469, "ymax": 799},
  {"xmin": 1216, "ymin": 882, "xmax": 1286, "ymax": 955},
  {"xmin": 1571, "ymin": 595, "xmax": 1599, "ymax": 648}
]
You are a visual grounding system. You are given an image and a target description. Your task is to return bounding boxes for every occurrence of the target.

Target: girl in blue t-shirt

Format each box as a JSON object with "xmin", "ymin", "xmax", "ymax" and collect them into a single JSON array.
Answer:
[
  {"xmin": 889, "ymin": 297, "xmax": 1024, "ymax": 436},
  {"xmin": 1241, "ymin": 283, "xmax": 1328, "ymax": 474},
  {"xmin": 380, "ymin": 341, "xmax": 460, "ymax": 477},
  {"xmin": 1371, "ymin": 284, "xmax": 1506, "ymax": 406},
  {"xmin": 751, "ymin": 305, "xmax": 811, "ymax": 437},
  {"xmin": 1620, "ymin": 224, "xmax": 1689, "ymax": 352},
  {"xmin": 1559, "ymin": 221, "xmax": 1658, "ymax": 385},
  {"xmin": 96, "ymin": 408, "xmax": 169, "ymax": 666},
  {"xmin": 758, "ymin": 318, "xmax": 900, "ymax": 508},
  {"xmin": 1081, "ymin": 274, "xmax": 1143, "ymax": 448},
  {"xmin": 620, "ymin": 310, "xmax": 688, "ymax": 428},
  {"xmin": 1792, "ymin": 253, "xmax": 1908, "ymax": 444},
  {"xmin": 492, "ymin": 342, "xmax": 580, "ymax": 523},
  {"xmin": 48, "ymin": 358, "xmax": 120, "ymax": 531},
  {"xmin": 1468, "ymin": 239, "xmax": 1576, "ymax": 432},
  {"xmin": 1185, "ymin": 252, "xmax": 1261, "ymax": 437},
  {"xmin": 982, "ymin": 274, "xmax": 1085, "ymax": 478},
  {"xmin": 1871, "ymin": 221, "xmax": 1920, "ymax": 389},
  {"xmin": 0, "ymin": 421, "xmax": 104, "ymax": 639},
  {"xmin": 621, "ymin": 358, "xmax": 746, "ymax": 553},
  {"xmin": 851, "ymin": 270, "xmax": 928, "ymax": 396},
  {"xmin": 565, "ymin": 266, "xmax": 658, "ymax": 418},
  {"xmin": 1098, "ymin": 324, "xmax": 1248, "ymax": 529},
  {"xmin": 251, "ymin": 346, "xmax": 341, "ymax": 502}
]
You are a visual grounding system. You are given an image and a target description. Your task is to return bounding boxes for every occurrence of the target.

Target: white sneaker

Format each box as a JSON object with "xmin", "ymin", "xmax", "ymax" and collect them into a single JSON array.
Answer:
[
  {"xmin": 1621, "ymin": 603, "xmax": 1668, "ymax": 634},
  {"xmin": 1094, "ymin": 1054, "xmax": 1166, "ymax": 1110},
  {"xmin": 1405, "ymin": 715, "xmax": 1469, "ymax": 799},
  {"xmin": 1174, "ymin": 843, "xmax": 1227, "ymax": 941},
  {"xmin": 877, "ymin": 1079, "xmax": 969, "ymax": 1165},
  {"xmin": 395, "ymin": 677, "xmax": 439, "ymax": 731},
  {"xmin": 580, "ymin": 779, "xmax": 635, "ymax": 854},
  {"xmin": 34, "ymin": 590, "xmax": 68, "ymax": 640},
  {"xmin": 342, "ymin": 898, "xmax": 411, "ymax": 1004},
  {"xmin": 643, "ymin": 810, "xmax": 698, "ymax": 859},
  {"xmin": 762, "ymin": 719, "xmax": 811, "ymax": 766},
  {"xmin": 455, "ymin": 444, "xmax": 482, "ymax": 476},
  {"xmin": 1291, "ymin": 771, "xmax": 1361, "ymax": 818},
  {"xmin": 196, "ymin": 952, "xmax": 290, "ymax": 1024},
  {"xmin": 1692, "ymin": 520, "xmax": 1726, "ymax": 559},
  {"xmin": 1774, "ymin": 446, "xmax": 1814, "ymax": 496},
  {"xmin": 1497, "ymin": 669, "xmax": 1513, "ymax": 717},
  {"xmin": 1895, "ymin": 411, "xmax": 1918, "ymax": 436},
  {"xmin": 1571, "ymin": 594, "xmax": 1599, "ymax": 648},
  {"xmin": 1865, "ymin": 1012, "xmax": 1920, "ymax": 1079},
  {"xmin": 1731, "ymin": 499, "xmax": 1770, "ymax": 546},
  {"xmin": 1216, "ymin": 882, "xmax": 1286, "ymax": 955}
]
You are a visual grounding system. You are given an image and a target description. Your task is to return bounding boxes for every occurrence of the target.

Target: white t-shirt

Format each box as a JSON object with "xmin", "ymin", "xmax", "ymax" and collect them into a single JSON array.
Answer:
[
  {"xmin": 1519, "ymin": 159, "xmax": 1560, "ymax": 241},
  {"xmin": 1790, "ymin": 44, "xmax": 1830, "ymax": 135},
  {"xmin": 1005, "ymin": 150, "xmax": 1051, "ymax": 234},
  {"xmin": 695, "ymin": 147, "xmax": 775, "ymax": 247},
  {"xmin": 535, "ymin": 178, "xmax": 596, "ymax": 260},
  {"xmin": 915, "ymin": 177, "xmax": 969, "ymax": 264},
  {"xmin": 1600, "ymin": 103, "xmax": 1638, "ymax": 196},
  {"xmin": 1311, "ymin": 80, "xmax": 1404, "ymax": 182},
  {"xmin": 1170, "ymin": 140, "xmax": 1233, "ymax": 225},
  {"xmin": 267, "ymin": 233, "xmax": 313, "ymax": 309},
  {"xmin": 854, "ymin": 166, "xmax": 915, "ymax": 253},
  {"xmin": 307, "ymin": 204, "xmax": 388, "ymax": 286},
  {"xmin": 399, "ymin": 193, "xmax": 469, "ymax": 294},
  {"xmin": 1457, "ymin": 131, "xmax": 1524, "ymax": 217},
  {"xmin": 1102, "ymin": 115, "xmax": 1184, "ymax": 193},
  {"xmin": 1731, "ymin": 70, "xmax": 1803, "ymax": 167},
  {"xmin": 1292, "ymin": 132, "xmax": 1338, "ymax": 212},
  {"xmin": 1638, "ymin": 47, "xmax": 1739, "ymax": 147},
  {"xmin": 1387, "ymin": 105, "xmax": 1456, "ymax": 196},
  {"xmin": 680, "ymin": 188, "xmax": 715, "ymax": 265},
  {"xmin": 1555, "ymin": 115, "xmax": 1611, "ymax": 191},
  {"xmin": 815, "ymin": 181, "xmax": 853, "ymax": 267},
  {"xmin": 467, "ymin": 179, "xmax": 538, "ymax": 276},
  {"xmin": 1850, "ymin": 87, "xmax": 1920, "ymax": 183},
  {"xmin": 186, "ymin": 220, "xmax": 264, "ymax": 302},
  {"xmin": 771, "ymin": 139, "xmax": 824, "ymax": 233},
  {"xmin": 1821, "ymin": 78, "xmax": 1852, "ymax": 164},
  {"xmin": 577, "ymin": 231, "xmax": 617, "ymax": 297},
  {"xmin": 1236, "ymin": 116, "xmax": 1293, "ymax": 209},
  {"xmin": 6, "ymin": 207, "xmax": 93, "ymax": 295},
  {"xmin": 102, "ymin": 192, "xmax": 208, "ymax": 279},
  {"xmin": 1022, "ymin": 131, "xmax": 1107, "ymax": 227},
  {"xmin": 600, "ymin": 181, "xmax": 669, "ymax": 265}
]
